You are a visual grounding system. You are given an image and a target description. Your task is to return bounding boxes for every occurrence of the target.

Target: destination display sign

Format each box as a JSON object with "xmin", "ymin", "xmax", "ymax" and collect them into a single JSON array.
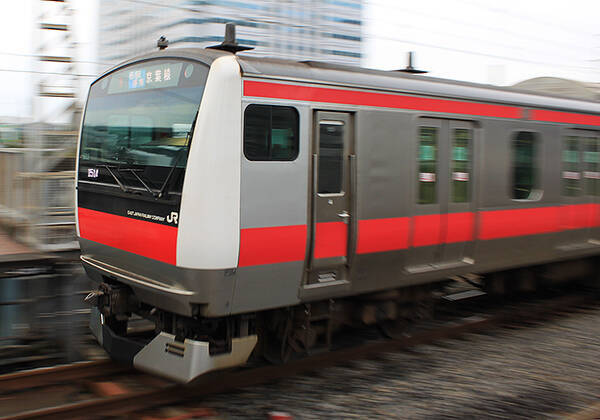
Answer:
[{"xmin": 107, "ymin": 62, "xmax": 184, "ymax": 94}]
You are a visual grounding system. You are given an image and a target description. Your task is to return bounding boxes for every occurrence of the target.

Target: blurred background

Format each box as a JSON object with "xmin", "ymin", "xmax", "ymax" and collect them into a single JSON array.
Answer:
[{"xmin": 0, "ymin": 0, "xmax": 598, "ymax": 369}]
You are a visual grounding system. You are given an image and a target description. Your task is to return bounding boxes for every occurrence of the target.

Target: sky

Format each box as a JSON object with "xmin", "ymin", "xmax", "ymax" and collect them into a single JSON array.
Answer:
[
  {"xmin": 364, "ymin": 0, "xmax": 600, "ymax": 85},
  {"xmin": 0, "ymin": 0, "xmax": 598, "ymax": 120}
]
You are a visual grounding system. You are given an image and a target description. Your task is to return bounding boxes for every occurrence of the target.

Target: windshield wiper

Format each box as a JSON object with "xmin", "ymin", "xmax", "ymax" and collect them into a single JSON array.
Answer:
[
  {"xmin": 119, "ymin": 167, "xmax": 158, "ymax": 197},
  {"xmin": 98, "ymin": 164, "xmax": 130, "ymax": 193},
  {"xmin": 157, "ymin": 110, "xmax": 197, "ymax": 199},
  {"xmin": 157, "ymin": 134, "xmax": 189, "ymax": 199}
]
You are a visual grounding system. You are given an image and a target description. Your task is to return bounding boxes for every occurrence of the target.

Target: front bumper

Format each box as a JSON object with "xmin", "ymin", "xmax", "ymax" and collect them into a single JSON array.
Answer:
[{"xmin": 89, "ymin": 307, "xmax": 257, "ymax": 382}]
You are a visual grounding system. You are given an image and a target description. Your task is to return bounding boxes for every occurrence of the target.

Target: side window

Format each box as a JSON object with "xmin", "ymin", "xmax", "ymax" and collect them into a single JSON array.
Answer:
[
  {"xmin": 562, "ymin": 136, "xmax": 580, "ymax": 196},
  {"xmin": 451, "ymin": 128, "xmax": 471, "ymax": 203},
  {"xmin": 512, "ymin": 131, "xmax": 540, "ymax": 200},
  {"xmin": 418, "ymin": 127, "xmax": 438, "ymax": 204},
  {"xmin": 244, "ymin": 105, "xmax": 299, "ymax": 161},
  {"xmin": 583, "ymin": 137, "xmax": 600, "ymax": 196}
]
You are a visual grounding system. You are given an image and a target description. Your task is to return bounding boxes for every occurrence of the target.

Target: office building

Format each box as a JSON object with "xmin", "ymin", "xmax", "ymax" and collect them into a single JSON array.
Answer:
[{"xmin": 99, "ymin": 0, "xmax": 363, "ymax": 68}]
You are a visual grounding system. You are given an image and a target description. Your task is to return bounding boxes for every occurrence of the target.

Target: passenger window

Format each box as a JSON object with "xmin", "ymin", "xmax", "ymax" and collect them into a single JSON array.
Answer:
[
  {"xmin": 317, "ymin": 121, "xmax": 344, "ymax": 194},
  {"xmin": 511, "ymin": 131, "xmax": 540, "ymax": 200},
  {"xmin": 562, "ymin": 136, "xmax": 580, "ymax": 196},
  {"xmin": 418, "ymin": 127, "xmax": 438, "ymax": 204},
  {"xmin": 451, "ymin": 128, "xmax": 471, "ymax": 203},
  {"xmin": 244, "ymin": 105, "xmax": 299, "ymax": 161},
  {"xmin": 583, "ymin": 137, "xmax": 600, "ymax": 196}
]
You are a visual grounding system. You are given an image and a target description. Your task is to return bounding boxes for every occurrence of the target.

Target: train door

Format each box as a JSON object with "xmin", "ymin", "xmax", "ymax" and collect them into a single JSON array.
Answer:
[
  {"xmin": 409, "ymin": 118, "xmax": 475, "ymax": 271},
  {"xmin": 440, "ymin": 121, "xmax": 476, "ymax": 263},
  {"xmin": 581, "ymin": 133, "xmax": 600, "ymax": 244},
  {"xmin": 409, "ymin": 119, "xmax": 444, "ymax": 270},
  {"xmin": 304, "ymin": 111, "xmax": 354, "ymax": 292},
  {"xmin": 560, "ymin": 130, "xmax": 600, "ymax": 247},
  {"xmin": 560, "ymin": 132, "xmax": 586, "ymax": 246}
]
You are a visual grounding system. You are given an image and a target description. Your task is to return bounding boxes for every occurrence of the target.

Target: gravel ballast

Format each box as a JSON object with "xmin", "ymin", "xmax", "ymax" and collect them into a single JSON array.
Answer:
[{"xmin": 201, "ymin": 305, "xmax": 600, "ymax": 419}]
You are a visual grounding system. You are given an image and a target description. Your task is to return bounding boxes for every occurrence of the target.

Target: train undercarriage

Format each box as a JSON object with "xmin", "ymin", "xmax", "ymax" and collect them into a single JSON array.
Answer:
[{"xmin": 86, "ymin": 256, "xmax": 600, "ymax": 382}]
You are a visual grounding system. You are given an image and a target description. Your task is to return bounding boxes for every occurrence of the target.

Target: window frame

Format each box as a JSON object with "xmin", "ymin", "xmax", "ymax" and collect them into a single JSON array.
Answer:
[{"xmin": 243, "ymin": 103, "xmax": 300, "ymax": 162}]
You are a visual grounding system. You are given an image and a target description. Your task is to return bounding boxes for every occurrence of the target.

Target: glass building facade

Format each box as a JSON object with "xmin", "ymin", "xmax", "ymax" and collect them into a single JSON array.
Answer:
[{"xmin": 99, "ymin": 0, "xmax": 362, "ymax": 68}]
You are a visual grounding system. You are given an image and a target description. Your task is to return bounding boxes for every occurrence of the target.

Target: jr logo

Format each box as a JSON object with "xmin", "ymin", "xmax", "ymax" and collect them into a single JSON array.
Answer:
[
  {"xmin": 88, "ymin": 168, "xmax": 99, "ymax": 178},
  {"xmin": 167, "ymin": 212, "xmax": 179, "ymax": 225}
]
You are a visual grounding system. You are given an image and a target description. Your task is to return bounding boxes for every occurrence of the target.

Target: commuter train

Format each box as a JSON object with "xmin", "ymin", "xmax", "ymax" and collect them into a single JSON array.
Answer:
[{"xmin": 77, "ymin": 28, "xmax": 600, "ymax": 382}]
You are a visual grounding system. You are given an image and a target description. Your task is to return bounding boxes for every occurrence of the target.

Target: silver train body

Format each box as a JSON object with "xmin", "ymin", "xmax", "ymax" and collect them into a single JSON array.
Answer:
[{"xmin": 77, "ymin": 47, "xmax": 600, "ymax": 382}]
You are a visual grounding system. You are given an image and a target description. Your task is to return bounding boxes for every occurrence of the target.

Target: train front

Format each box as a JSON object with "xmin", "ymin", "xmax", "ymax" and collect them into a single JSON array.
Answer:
[{"xmin": 76, "ymin": 52, "xmax": 257, "ymax": 382}]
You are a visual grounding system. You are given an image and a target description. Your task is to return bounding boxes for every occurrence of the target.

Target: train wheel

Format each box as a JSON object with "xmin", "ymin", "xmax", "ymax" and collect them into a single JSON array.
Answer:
[
  {"xmin": 262, "ymin": 317, "xmax": 307, "ymax": 364},
  {"xmin": 257, "ymin": 309, "xmax": 300, "ymax": 364}
]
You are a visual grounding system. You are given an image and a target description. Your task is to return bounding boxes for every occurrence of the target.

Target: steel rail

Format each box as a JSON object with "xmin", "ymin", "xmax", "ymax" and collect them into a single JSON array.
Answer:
[{"xmin": 0, "ymin": 359, "xmax": 130, "ymax": 394}]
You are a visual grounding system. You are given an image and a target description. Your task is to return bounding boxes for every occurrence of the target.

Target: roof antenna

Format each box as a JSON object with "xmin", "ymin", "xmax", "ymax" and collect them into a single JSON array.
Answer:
[
  {"xmin": 207, "ymin": 23, "xmax": 254, "ymax": 54},
  {"xmin": 397, "ymin": 51, "xmax": 427, "ymax": 74},
  {"xmin": 157, "ymin": 36, "xmax": 169, "ymax": 50}
]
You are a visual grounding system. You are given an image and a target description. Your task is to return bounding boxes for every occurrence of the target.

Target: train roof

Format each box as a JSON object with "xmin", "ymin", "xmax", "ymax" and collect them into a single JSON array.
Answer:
[{"xmin": 105, "ymin": 47, "xmax": 600, "ymax": 116}]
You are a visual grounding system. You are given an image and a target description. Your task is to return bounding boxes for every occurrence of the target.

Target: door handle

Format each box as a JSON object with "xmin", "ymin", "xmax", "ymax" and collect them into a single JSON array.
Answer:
[{"xmin": 337, "ymin": 210, "xmax": 350, "ymax": 223}]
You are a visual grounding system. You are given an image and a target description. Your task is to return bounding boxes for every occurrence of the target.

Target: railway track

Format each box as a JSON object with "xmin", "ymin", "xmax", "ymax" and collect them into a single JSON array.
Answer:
[
  {"xmin": 1, "ymin": 289, "xmax": 597, "ymax": 420},
  {"xmin": 0, "ymin": 360, "xmax": 130, "ymax": 393}
]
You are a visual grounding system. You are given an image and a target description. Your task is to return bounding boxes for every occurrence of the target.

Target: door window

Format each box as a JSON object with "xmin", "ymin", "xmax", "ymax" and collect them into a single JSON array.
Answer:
[
  {"xmin": 451, "ymin": 128, "xmax": 471, "ymax": 203},
  {"xmin": 583, "ymin": 137, "xmax": 600, "ymax": 196},
  {"xmin": 562, "ymin": 136, "xmax": 581, "ymax": 197},
  {"xmin": 418, "ymin": 127, "xmax": 438, "ymax": 204},
  {"xmin": 318, "ymin": 121, "xmax": 345, "ymax": 194}
]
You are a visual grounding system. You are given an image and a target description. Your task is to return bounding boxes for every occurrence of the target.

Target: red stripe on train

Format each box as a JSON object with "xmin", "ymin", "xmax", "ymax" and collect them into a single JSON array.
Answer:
[
  {"xmin": 357, "ymin": 217, "xmax": 410, "ymax": 254},
  {"xmin": 559, "ymin": 204, "xmax": 600, "ymax": 230},
  {"xmin": 243, "ymin": 80, "xmax": 522, "ymax": 119},
  {"xmin": 79, "ymin": 205, "xmax": 600, "ymax": 267},
  {"xmin": 78, "ymin": 207, "xmax": 177, "ymax": 265},
  {"xmin": 445, "ymin": 212, "xmax": 475, "ymax": 243},
  {"xmin": 355, "ymin": 213, "xmax": 474, "ymax": 254},
  {"xmin": 314, "ymin": 222, "xmax": 348, "ymax": 259},
  {"xmin": 478, "ymin": 207, "xmax": 561, "ymax": 240},
  {"xmin": 238, "ymin": 224, "xmax": 307, "ymax": 267},
  {"xmin": 529, "ymin": 110, "xmax": 600, "ymax": 127},
  {"xmin": 412, "ymin": 214, "xmax": 442, "ymax": 247}
]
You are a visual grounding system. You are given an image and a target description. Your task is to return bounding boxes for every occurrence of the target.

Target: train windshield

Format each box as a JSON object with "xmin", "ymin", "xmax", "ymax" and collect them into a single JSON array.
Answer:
[{"xmin": 79, "ymin": 59, "xmax": 209, "ymax": 194}]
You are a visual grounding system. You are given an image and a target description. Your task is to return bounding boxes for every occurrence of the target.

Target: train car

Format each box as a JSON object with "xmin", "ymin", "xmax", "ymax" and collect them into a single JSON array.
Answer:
[{"xmin": 77, "ymin": 27, "xmax": 600, "ymax": 382}]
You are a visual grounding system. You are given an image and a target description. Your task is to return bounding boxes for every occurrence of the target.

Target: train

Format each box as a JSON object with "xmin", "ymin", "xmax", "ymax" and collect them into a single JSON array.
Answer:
[{"xmin": 77, "ymin": 25, "xmax": 600, "ymax": 382}]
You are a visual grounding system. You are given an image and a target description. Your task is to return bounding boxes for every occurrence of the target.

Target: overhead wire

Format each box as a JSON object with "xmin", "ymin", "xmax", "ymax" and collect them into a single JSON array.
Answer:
[
  {"xmin": 364, "ymin": 1, "xmax": 595, "ymax": 56},
  {"xmin": 362, "ymin": 33, "xmax": 598, "ymax": 72},
  {"xmin": 0, "ymin": 51, "xmax": 115, "ymax": 66},
  {"xmin": 0, "ymin": 68, "xmax": 98, "ymax": 77}
]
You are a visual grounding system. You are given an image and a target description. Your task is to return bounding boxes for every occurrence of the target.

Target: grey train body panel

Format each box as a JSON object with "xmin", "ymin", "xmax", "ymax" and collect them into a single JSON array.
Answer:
[
  {"xmin": 230, "ymin": 263, "xmax": 304, "ymax": 314},
  {"xmin": 79, "ymin": 239, "xmax": 234, "ymax": 318},
  {"xmin": 239, "ymin": 102, "xmax": 310, "ymax": 229}
]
